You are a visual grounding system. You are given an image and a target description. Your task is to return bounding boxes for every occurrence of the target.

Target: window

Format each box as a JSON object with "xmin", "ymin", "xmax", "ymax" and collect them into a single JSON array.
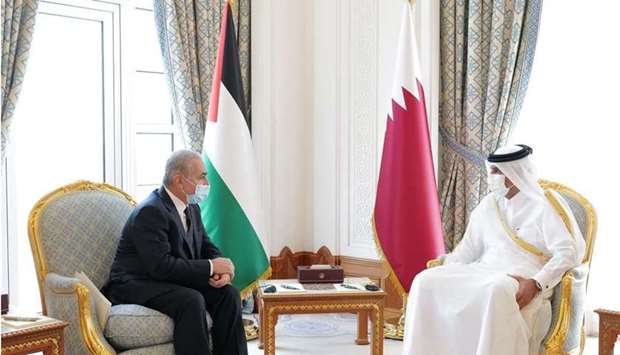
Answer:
[
  {"xmin": 511, "ymin": 0, "xmax": 620, "ymax": 322},
  {"xmin": 1, "ymin": 0, "xmax": 180, "ymax": 313},
  {"xmin": 127, "ymin": 0, "xmax": 183, "ymax": 202}
]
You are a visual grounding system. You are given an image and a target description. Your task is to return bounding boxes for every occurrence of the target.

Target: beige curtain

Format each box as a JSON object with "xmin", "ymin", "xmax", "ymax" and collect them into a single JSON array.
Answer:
[
  {"xmin": 1, "ymin": 0, "xmax": 39, "ymax": 163},
  {"xmin": 153, "ymin": 0, "xmax": 250, "ymax": 153},
  {"xmin": 439, "ymin": 0, "xmax": 543, "ymax": 250}
]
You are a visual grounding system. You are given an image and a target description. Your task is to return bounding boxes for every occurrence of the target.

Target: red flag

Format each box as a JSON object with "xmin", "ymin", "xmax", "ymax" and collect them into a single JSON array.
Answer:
[{"xmin": 373, "ymin": 2, "xmax": 445, "ymax": 295}]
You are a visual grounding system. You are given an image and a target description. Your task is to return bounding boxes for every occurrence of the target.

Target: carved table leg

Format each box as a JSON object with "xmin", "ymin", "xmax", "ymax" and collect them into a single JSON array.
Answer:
[
  {"xmin": 258, "ymin": 299, "xmax": 264, "ymax": 350},
  {"xmin": 356, "ymin": 310, "xmax": 369, "ymax": 345},
  {"xmin": 370, "ymin": 306, "xmax": 384, "ymax": 355},
  {"xmin": 598, "ymin": 326, "xmax": 618, "ymax": 355},
  {"xmin": 264, "ymin": 308, "xmax": 276, "ymax": 355},
  {"xmin": 596, "ymin": 309, "xmax": 620, "ymax": 355}
]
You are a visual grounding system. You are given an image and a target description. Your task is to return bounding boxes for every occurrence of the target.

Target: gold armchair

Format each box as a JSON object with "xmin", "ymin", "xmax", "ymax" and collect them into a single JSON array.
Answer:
[
  {"xmin": 28, "ymin": 181, "xmax": 176, "ymax": 354},
  {"xmin": 427, "ymin": 180, "xmax": 597, "ymax": 355}
]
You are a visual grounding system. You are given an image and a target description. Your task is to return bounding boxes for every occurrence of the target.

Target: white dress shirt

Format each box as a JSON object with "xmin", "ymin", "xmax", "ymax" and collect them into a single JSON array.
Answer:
[
  {"xmin": 164, "ymin": 186, "xmax": 213, "ymax": 276},
  {"xmin": 165, "ymin": 186, "xmax": 189, "ymax": 232}
]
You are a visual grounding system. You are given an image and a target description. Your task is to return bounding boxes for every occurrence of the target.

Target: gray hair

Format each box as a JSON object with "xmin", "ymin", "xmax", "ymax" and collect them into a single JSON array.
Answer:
[{"xmin": 163, "ymin": 150, "xmax": 201, "ymax": 187}]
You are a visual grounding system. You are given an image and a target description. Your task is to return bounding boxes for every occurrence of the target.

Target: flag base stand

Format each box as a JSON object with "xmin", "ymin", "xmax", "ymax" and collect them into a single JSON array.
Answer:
[
  {"xmin": 384, "ymin": 312, "xmax": 405, "ymax": 340},
  {"xmin": 244, "ymin": 318, "xmax": 259, "ymax": 340},
  {"xmin": 384, "ymin": 294, "xmax": 406, "ymax": 340}
]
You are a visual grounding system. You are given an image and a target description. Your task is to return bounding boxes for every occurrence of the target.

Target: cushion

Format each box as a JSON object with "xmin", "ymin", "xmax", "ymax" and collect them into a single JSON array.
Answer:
[
  {"xmin": 104, "ymin": 304, "xmax": 174, "ymax": 350},
  {"xmin": 75, "ymin": 271, "xmax": 111, "ymax": 328},
  {"xmin": 119, "ymin": 343, "xmax": 175, "ymax": 355}
]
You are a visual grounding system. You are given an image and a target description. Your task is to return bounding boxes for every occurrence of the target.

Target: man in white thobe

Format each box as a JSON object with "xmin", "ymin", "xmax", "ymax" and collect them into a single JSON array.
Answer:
[{"xmin": 402, "ymin": 144, "xmax": 585, "ymax": 355}]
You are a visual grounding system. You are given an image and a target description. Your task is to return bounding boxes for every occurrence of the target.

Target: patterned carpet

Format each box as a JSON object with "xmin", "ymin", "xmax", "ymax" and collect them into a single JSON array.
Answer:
[
  {"xmin": 245, "ymin": 313, "xmax": 604, "ymax": 355},
  {"xmin": 246, "ymin": 313, "xmax": 403, "ymax": 355}
]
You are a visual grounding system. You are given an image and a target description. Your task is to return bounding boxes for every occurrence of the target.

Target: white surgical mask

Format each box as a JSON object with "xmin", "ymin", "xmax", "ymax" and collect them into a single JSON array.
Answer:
[
  {"xmin": 487, "ymin": 174, "xmax": 510, "ymax": 198},
  {"xmin": 183, "ymin": 176, "xmax": 210, "ymax": 204},
  {"xmin": 189, "ymin": 184, "xmax": 210, "ymax": 204}
]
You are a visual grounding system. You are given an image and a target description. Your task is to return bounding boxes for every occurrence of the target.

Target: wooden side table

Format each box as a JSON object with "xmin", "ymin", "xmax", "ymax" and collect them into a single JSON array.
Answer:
[
  {"xmin": 595, "ymin": 309, "xmax": 620, "ymax": 355},
  {"xmin": 1, "ymin": 319, "xmax": 69, "ymax": 355}
]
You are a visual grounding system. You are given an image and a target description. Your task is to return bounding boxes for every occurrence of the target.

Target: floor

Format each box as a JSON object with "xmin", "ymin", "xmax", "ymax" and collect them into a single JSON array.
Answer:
[
  {"xmin": 246, "ymin": 313, "xmax": 610, "ymax": 355},
  {"xmin": 246, "ymin": 313, "xmax": 402, "ymax": 355}
]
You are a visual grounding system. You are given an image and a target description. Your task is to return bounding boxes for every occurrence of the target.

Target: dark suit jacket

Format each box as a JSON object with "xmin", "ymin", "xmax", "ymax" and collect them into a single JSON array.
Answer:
[{"xmin": 103, "ymin": 186, "xmax": 221, "ymax": 304}]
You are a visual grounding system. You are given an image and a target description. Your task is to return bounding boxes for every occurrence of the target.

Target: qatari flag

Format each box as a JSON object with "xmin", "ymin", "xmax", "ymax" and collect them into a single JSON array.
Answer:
[{"xmin": 373, "ymin": 1, "xmax": 445, "ymax": 295}]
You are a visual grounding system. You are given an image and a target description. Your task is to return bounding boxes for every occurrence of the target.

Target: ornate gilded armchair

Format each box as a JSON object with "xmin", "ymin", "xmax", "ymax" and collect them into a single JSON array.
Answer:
[
  {"xmin": 427, "ymin": 180, "xmax": 597, "ymax": 355},
  {"xmin": 28, "ymin": 181, "xmax": 176, "ymax": 354}
]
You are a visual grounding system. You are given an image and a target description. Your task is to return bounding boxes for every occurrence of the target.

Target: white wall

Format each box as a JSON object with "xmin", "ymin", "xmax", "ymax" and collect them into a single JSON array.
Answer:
[
  {"xmin": 252, "ymin": 0, "xmax": 315, "ymax": 255},
  {"xmin": 252, "ymin": 0, "xmax": 439, "ymax": 258}
]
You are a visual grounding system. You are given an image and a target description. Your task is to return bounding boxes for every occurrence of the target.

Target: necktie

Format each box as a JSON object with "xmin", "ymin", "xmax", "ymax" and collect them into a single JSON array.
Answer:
[
  {"xmin": 183, "ymin": 207, "xmax": 191, "ymax": 232},
  {"xmin": 183, "ymin": 207, "xmax": 197, "ymax": 258}
]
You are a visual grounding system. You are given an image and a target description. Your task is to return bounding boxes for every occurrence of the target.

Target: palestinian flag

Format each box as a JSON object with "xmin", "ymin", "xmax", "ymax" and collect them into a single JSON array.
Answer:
[{"xmin": 200, "ymin": 2, "xmax": 270, "ymax": 297}]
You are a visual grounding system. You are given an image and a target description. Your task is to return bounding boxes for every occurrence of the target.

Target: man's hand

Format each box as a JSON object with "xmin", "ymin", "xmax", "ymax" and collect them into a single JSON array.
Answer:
[
  {"xmin": 209, "ymin": 273, "xmax": 231, "ymax": 288},
  {"xmin": 509, "ymin": 275, "xmax": 540, "ymax": 309},
  {"xmin": 211, "ymin": 257, "xmax": 235, "ymax": 275}
]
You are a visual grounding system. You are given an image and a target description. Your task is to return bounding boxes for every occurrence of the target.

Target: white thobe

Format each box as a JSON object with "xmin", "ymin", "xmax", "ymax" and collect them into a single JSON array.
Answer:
[{"xmin": 402, "ymin": 191, "xmax": 585, "ymax": 355}]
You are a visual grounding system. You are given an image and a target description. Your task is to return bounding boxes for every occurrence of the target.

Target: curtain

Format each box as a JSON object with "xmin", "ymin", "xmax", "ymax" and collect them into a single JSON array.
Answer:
[
  {"xmin": 153, "ymin": 0, "xmax": 250, "ymax": 153},
  {"xmin": 1, "ymin": 0, "xmax": 39, "ymax": 163},
  {"xmin": 438, "ymin": 0, "xmax": 543, "ymax": 250}
]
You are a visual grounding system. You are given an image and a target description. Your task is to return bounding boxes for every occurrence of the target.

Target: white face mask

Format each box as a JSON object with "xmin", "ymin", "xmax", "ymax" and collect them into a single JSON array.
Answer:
[
  {"xmin": 487, "ymin": 174, "xmax": 510, "ymax": 198},
  {"xmin": 189, "ymin": 184, "xmax": 210, "ymax": 204},
  {"xmin": 183, "ymin": 176, "xmax": 210, "ymax": 204}
]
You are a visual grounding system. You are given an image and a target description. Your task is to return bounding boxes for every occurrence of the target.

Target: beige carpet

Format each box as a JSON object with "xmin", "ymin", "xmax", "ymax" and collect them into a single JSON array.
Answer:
[
  {"xmin": 245, "ymin": 313, "xmax": 606, "ymax": 355},
  {"xmin": 246, "ymin": 313, "xmax": 403, "ymax": 354}
]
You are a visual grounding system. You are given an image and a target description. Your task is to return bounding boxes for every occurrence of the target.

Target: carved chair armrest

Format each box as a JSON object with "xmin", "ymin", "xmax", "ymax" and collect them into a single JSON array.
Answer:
[
  {"xmin": 45, "ymin": 273, "xmax": 116, "ymax": 355},
  {"xmin": 45, "ymin": 272, "xmax": 80, "ymax": 293},
  {"xmin": 542, "ymin": 264, "xmax": 588, "ymax": 355}
]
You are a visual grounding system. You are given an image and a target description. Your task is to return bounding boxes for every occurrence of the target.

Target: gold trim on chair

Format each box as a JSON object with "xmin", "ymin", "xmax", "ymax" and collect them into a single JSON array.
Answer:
[
  {"xmin": 537, "ymin": 180, "xmax": 597, "ymax": 355},
  {"xmin": 76, "ymin": 284, "xmax": 114, "ymax": 355},
  {"xmin": 28, "ymin": 180, "xmax": 136, "ymax": 355},
  {"xmin": 538, "ymin": 180, "xmax": 597, "ymax": 264},
  {"xmin": 542, "ymin": 272, "xmax": 574, "ymax": 355}
]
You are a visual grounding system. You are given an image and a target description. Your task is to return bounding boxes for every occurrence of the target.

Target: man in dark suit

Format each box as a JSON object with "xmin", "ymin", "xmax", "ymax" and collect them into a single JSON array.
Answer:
[{"xmin": 103, "ymin": 150, "xmax": 248, "ymax": 355}]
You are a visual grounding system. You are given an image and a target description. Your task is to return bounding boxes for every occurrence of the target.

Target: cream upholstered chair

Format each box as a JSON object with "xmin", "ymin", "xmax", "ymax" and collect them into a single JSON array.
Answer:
[
  {"xmin": 28, "ymin": 181, "xmax": 176, "ymax": 354},
  {"xmin": 537, "ymin": 180, "xmax": 597, "ymax": 355},
  {"xmin": 427, "ymin": 180, "xmax": 597, "ymax": 355}
]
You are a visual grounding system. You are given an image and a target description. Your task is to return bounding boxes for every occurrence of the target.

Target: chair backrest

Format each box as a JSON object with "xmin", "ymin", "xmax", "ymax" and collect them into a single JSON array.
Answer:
[
  {"xmin": 539, "ymin": 180, "xmax": 597, "ymax": 354},
  {"xmin": 28, "ymin": 180, "xmax": 135, "ymax": 313},
  {"xmin": 539, "ymin": 179, "xmax": 597, "ymax": 265}
]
